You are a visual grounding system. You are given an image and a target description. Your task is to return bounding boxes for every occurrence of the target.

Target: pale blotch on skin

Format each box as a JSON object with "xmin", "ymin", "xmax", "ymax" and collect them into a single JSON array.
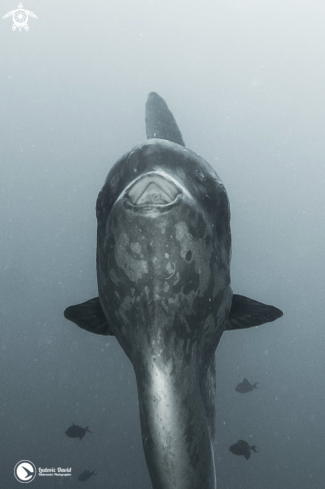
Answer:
[
  {"xmin": 115, "ymin": 231, "xmax": 148, "ymax": 282},
  {"xmin": 108, "ymin": 268, "xmax": 119, "ymax": 286},
  {"xmin": 175, "ymin": 221, "xmax": 211, "ymax": 294},
  {"xmin": 131, "ymin": 242, "xmax": 142, "ymax": 255},
  {"xmin": 119, "ymin": 294, "xmax": 134, "ymax": 324},
  {"xmin": 166, "ymin": 262, "xmax": 175, "ymax": 278},
  {"xmin": 156, "ymin": 221, "xmax": 166, "ymax": 235}
]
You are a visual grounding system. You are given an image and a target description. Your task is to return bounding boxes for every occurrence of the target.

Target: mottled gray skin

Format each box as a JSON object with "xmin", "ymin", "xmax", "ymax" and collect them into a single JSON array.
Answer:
[{"xmin": 96, "ymin": 139, "xmax": 232, "ymax": 488}]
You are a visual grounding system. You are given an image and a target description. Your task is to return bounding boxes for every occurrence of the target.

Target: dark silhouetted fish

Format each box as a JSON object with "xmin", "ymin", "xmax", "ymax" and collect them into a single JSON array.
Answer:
[
  {"xmin": 229, "ymin": 440, "xmax": 258, "ymax": 460},
  {"xmin": 64, "ymin": 92, "xmax": 283, "ymax": 489},
  {"xmin": 78, "ymin": 470, "xmax": 96, "ymax": 481},
  {"xmin": 65, "ymin": 424, "xmax": 92, "ymax": 440},
  {"xmin": 235, "ymin": 378, "xmax": 259, "ymax": 393}
]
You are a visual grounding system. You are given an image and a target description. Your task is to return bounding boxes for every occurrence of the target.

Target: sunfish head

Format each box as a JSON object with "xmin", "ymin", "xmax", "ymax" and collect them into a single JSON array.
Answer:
[
  {"xmin": 97, "ymin": 142, "xmax": 232, "ymax": 350},
  {"xmin": 96, "ymin": 139, "xmax": 232, "ymax": 350}
]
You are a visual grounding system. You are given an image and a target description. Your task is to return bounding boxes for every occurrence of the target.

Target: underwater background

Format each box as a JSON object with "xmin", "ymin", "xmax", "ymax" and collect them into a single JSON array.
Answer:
[{"xmin": 1, "ymin": 0, "xmax": 324, "ymax": 487}]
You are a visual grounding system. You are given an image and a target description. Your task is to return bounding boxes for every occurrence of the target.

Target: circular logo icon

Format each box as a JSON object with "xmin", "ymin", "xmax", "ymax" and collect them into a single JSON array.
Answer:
[
  {"xmin": 13, "ymin": 8, "xmax": 28, "ymax": 29},
  {"xmin": 14, "ymin": 461, "xmax": 36, "ymax": 483}
]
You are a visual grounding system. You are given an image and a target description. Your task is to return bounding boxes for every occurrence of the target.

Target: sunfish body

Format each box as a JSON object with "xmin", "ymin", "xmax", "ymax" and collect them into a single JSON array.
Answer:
[{"xmin": 64, "ymin": 92, "xmax": 283, "ymax": 489}]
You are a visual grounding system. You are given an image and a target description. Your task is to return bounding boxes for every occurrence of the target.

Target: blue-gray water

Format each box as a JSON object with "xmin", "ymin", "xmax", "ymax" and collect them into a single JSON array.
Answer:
[{"xmin": 1, "ymin": 1, "xmax": 324, "ymax": 487}]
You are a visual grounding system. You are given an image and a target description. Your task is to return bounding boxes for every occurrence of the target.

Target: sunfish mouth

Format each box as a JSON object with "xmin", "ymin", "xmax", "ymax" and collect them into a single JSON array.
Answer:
[{"xmin": 126, "ymin": 172, "xmax": 181, "ymax": 206}]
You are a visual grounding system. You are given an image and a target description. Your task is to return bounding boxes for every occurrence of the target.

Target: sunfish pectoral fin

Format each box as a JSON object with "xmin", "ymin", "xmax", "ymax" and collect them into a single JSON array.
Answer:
[
  {"xmin": 145, "ymin": 92, "xmax": 185, "ymax": 146},
  {"xmin": 64, "ymin": 297, "xmax": 114, "ymax": 336},
  {"xmin": 225, "ymin": 294, "xmax": 283, "ymax": 331}
]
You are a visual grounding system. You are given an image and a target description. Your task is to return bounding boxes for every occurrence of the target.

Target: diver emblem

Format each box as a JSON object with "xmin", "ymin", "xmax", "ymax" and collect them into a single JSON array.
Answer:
[{"xmin": 3, "ymin": 3, "xmax": 38, "ymax": 32}]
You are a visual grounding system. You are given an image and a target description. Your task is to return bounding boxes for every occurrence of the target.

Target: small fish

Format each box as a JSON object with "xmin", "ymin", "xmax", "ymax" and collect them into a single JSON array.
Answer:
[
  {"xmin": 229, "ymin": 440, "xmax": 258, "ymax": 460},
  {"xmin": 78, "ymin": 470, "xmax": 96, "ymax": 482},
  {"xmin": 65, "ymin": 423, "xmax": 92, "ymax": 440},
  {"xmin": 235, "ymin": 378, "xmax": 259, "ymax": 393}
]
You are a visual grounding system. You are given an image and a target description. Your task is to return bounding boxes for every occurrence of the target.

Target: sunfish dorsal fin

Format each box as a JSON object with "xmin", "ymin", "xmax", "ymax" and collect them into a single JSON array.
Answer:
[{"xmin": 145, "ymin": 92, "xmax": 185, "ymax": 146}]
